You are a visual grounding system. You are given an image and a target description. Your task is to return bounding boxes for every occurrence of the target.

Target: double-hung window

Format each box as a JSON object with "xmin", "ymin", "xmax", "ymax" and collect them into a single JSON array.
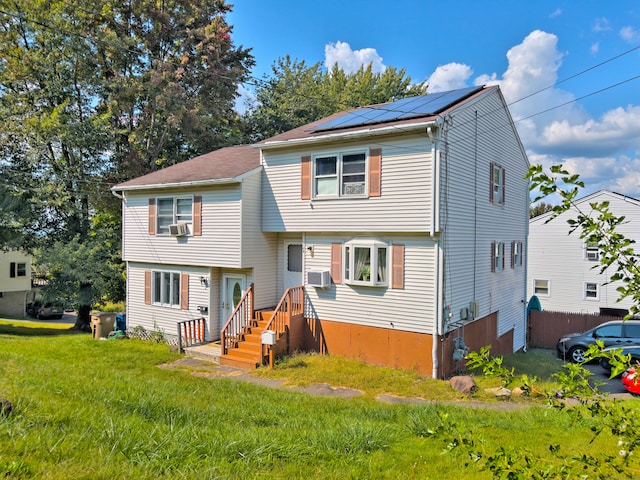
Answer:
[
  {"xmin": 585, "ymin": 282, "xmax": 599, "ymax": 300},
  {"xmin": 9, "ymin": 262, "xmax": 26, "ymax": 278},
  {"xmin": 343, "ymin": 239, "xmax": 389, "ymax": 286},
  {"xmin": 314, "ymin": 152, "xmax": 366, "ymax": 198},
  {"xmin": 511, "ymin": 241, "xmax": 523, "ymax": 268},
  {"xmin": 491, "ymin": 242, "xmax": 505, "ymax": 272},
  {"xmin": 152, "ymin": 271, "xmax": 181, "ymax": 306},
  {"xmin": 156, "ymin": 197, "xmax": 193, "ymax": 234},
  {"xmin": 490, "ymin": 162, "xmax": 505, "ymax": 205}
]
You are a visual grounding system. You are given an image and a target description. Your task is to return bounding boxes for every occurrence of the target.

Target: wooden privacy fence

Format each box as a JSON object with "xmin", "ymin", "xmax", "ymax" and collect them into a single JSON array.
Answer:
[{"xmin": 528, "ymin": 310, "xmax": 625, "ymax": 348}]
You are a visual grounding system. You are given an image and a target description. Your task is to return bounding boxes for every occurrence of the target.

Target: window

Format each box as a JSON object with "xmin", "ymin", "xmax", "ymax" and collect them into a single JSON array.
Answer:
[
  {"xmin": 156, "ymin": 197, "xmax": 193, "ymax": 234},
  {"xmin": 314, "ymin": 152, "xmax": 366, "ymax": 198},
  {"xmin": 511, "ymin": 241, "xmax": 523, "ymax": 268},
  {"xmin": 585, "ymin": 282, "xmax": 599, "ymax": 300},
  {"xmin": 490, "ymin": 163, "xmax": 505, "ymax": 205},
  {"xmin": 533, "ymin": 279, "xmax": 550, "ymax": 296},
  {"xmin": 491, "ymin": 242, "xmax": 505, "ymax": 272},
  {"xmin": 585, "ymin": 242, "xmax": 599, "ymax": 261},
  {"xmin": 152, "ymin": 271, "xmax": 181, "ymax": 306},
  {"xmin": 343, "ymin": 240, "xmax": 389, "ymax": 286},
  {"xmin": 9, "ymin": 262, "xmax": 26, "ymax": 278}
]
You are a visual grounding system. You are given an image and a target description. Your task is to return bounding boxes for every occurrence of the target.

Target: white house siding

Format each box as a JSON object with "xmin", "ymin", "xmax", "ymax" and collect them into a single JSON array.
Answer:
[
  {"xmin": 438, "ymin": 89, "xmax": 529, "ymax": 351},
  {"xmin": 528, "ymin": 191, "xmax": 640, "ymax": 314},
  {"xmin": 0, "ymin": 250, "xmax": 31, "ymax": 292},
  {"xmin": 126, "ymin": 263, "xmax": 213, "ymax": 340},
  {"xmin": 240, "ymin": 172, "xmax": 279, "ymax": 309},
  {"xmin": 122, "ymin": 184, "xmax": 244, "ymax": 268},
  {"xmin": 261, "ymin": 135, "xmax": 433, "ymax": 233},
  {"xmin": 303, "ymin": 233, "xmax": 436, "ymax": 334}
]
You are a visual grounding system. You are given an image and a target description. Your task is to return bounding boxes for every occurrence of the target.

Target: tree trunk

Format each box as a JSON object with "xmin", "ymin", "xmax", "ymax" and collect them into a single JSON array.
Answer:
[{"xmin": 74, "ymin": 304, "xmax": 92, "ymax": 332}]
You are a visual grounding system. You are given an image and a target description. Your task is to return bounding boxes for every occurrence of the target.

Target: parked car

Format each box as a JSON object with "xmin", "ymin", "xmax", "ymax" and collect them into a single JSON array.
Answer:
[
  {"xmin": 599, "ymin": 345, "xmax": 640, "ymax": 373},
  {"xmin": 26, "ymin": 300, "xmax": 65, "ymax": 320},
  {"xmin": 556, "ymin": 320, "xmax": 640, "ymax": 363},
  {"xmin": 621, "ymin": 366, "xmax": 640, "ymax": 395}
]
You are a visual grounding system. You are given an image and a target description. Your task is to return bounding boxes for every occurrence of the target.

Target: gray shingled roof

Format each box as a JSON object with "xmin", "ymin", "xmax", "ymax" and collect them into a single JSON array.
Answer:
[{"xmin": 113, "ymin": 144, "xmax": 260, "ymax": 191}]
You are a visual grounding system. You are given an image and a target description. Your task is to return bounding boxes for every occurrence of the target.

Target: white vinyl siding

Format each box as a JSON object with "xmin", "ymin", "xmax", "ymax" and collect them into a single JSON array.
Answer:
[
  {"xmin": 127, "ymin": 263, "xmax": 211, "ymax": 340},
  {"xmin": 436, "ymin": 88, "xmax": 529, "ymax": 351},
  {"xmin": 261, "ymin": 136, "xmax": 434, "ymax": 233},
  {"xmin": 528, "ymin": 191, "xmax": 640, "ymax": 314},
  {"xmin": 0, "ymin": 250, "xmax": 32, "ymax": 293},
  {"xmin": 304, "ymin": 234, "xmax": 435, "ymax": 334}
]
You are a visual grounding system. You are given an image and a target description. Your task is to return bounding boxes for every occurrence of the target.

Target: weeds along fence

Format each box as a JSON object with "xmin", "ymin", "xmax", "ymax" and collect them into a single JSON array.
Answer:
[{"xmin": 528, "ymin": 310, "xmax": 625, "ymax": 348}]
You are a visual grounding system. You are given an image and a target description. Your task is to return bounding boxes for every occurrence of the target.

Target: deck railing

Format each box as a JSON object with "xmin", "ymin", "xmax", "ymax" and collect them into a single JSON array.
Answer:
[
  {"xmin": 177, "ymin": 317, "xmax": 207, "ymax": 353},
  {"xmin": 262, "ymin": 285, "xmax": 304, "ymax": 354},
  {"xmin": 221, "ymin": 283, "xmax": 254, "ymax": 355}
]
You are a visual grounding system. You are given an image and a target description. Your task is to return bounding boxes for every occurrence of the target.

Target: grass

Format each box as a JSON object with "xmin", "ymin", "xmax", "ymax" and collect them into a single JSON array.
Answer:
[{"xmin": 0, "ymin": 323, "xmax": 634, "ymax": 479}]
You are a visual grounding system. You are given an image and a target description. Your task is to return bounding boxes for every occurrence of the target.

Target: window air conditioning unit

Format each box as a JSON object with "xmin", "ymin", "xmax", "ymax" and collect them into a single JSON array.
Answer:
[
  {"xmin": 169, "ymin": 223, "xmax": 187, "ymax": 236},
  {"xmin": 307, "ymin": 269, "xmax": 331, "ymax": 288}
]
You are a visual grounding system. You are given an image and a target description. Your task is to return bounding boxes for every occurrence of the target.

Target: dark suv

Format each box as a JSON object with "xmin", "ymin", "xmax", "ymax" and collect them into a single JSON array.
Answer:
[{"xmin": 556, "ymin": 320, "xmax": 640, "ymax": 363}]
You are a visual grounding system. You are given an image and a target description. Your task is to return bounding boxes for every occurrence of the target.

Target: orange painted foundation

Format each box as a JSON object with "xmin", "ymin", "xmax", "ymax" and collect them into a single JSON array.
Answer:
[{"xmin": 286, "ymin": 312, "xmax": 514, "ymax": 379}]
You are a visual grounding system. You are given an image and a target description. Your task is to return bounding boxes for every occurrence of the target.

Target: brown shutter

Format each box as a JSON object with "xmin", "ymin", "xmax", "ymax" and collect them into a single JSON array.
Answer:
[
  {"xmin": 148, "ymin": 198, "xmax": 156, "ymax": 235},
  {"xmin": 391, "ymin": 245, "xmax": 404, "ymax": 289},
  {"xmin": 501, "ymin": 167, "xmax": 506, "ymax": 205},
  {"xmin": 330, "ymin": 243, "xmax": 342, "ymax": 284},
  {"xmin": 144, "ymin": 271, "xmax": 152, "ymax": 305},
  {"xmin": 180, "ymin": 273, "xmax": 189, "ymax": 310},
  {"xmin": 193, "ymin": 195, "xmax": 202, "ymax": 236},
  {"xmin": 301, "ymin": 156, "xmax": 311, "ymax": 200},
  {"xmin": 489, "ymin": 162, "xmax": 494, "ymax": 203},
  {"xmin": 490, "ymin": 242, "xmax": 496, "ymax": 272},
  {"xmin": 368, "ymin": 147, "xmax": 382, "ymax": 197}
]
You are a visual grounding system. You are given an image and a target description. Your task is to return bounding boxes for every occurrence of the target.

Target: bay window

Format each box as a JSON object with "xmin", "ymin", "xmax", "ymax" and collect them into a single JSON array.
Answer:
[{"xmin": 344, "ymin": 240, "xmax": 389, "ymax": 286}]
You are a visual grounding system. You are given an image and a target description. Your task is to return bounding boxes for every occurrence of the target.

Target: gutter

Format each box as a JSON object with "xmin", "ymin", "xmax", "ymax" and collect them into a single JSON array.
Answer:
[{"xmin": 258, "ymin": 121, "xmax": 437, "ymax": 150}]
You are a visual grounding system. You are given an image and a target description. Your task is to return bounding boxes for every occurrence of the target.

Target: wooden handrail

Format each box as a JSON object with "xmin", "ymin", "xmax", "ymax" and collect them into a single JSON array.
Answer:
[
  {"xmin": 177, "ymin": 317, "xmax": 207, "ymax": 353},
  {"xmin": 220, "ymin": 283, "xmax": 254, "ymax": 355},
  {"xmin": 263, "ymin": 285, "xmax": 305, "ymax": 346}
]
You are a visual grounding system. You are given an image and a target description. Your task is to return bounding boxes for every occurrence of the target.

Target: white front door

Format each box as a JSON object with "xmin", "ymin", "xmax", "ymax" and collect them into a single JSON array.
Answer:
[
  {"xmin": 222, "ymin": 274, "xmax": 245, "ymax": 323},
  {"xmin": 284, "ymin": 242, "xmax": 303, "ymax": 290}
]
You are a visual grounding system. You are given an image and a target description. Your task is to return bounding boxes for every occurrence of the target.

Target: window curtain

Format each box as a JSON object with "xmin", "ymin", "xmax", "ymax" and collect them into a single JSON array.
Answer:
[{"xmin": 355, "ymin": 248, "xmax": 369, "ymax": 280}]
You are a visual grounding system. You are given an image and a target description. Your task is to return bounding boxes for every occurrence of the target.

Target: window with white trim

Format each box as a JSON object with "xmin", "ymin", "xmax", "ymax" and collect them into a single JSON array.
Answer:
[
  {"xmin": 585, "ymin": 242, "xmax": 599, "ymax": 261},
  {"xmin": 490, "ymin": 163, "xmax": 505, "ymax": 205},
  {"xmin": 533, "ymin": 279, "xmax": 550, "ymax": 296},
  {"xmin": 512, "ymin": 241, "xmax": 523, "ymax": 268},
  {"xmin": 152, "ymin": 271, "xmax": 181, "ymax": 306},
  {"xmin": 156, "ymin": 196, "xmax": 193, "ymax": 234},
  {"xmin": 492, "ymin": 242, "xmax": 505, "ymax": 272},
  {"xmin": 314, "ymin": 152, "xmax": 366, "ymax": 198},
  {"xmin": 343, "ymin": 239, "xmax": 389, "ymax": 286},
  {"xmin": 9, "ymin": 262, "xmax": 27, "ymax": 278},
  {"xmin": 585, "ymin": 282, "xmax": 599, "ymax": 300}
]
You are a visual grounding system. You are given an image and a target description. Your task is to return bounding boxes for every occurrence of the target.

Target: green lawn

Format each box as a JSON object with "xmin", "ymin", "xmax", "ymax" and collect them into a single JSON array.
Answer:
[{"xmin": 0, "ymin": 321, "xmax": 635, "ymax": 479}]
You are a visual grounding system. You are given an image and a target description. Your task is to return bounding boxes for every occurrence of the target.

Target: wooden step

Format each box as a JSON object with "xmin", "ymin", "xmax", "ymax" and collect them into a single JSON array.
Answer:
[{"xmin": 219, "ymin": 353, "xmax": 260, "ymax": 369}]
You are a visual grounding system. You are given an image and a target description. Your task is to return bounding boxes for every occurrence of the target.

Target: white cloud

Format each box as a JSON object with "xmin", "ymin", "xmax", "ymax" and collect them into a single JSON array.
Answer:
[
  {"xmin": 549, "ymin": 8, "xmax": 562, "ymax": 19},
  {"xmin": 234, "ymin": 83, "xmax": 256, "ymax": 114},
  {"xmin": 620, "ymin": 26, "xmax": 640, "ymax": 43},
  {"xmin": 590, "ymin": 42, "xmax": 600, "ymax": 54},
  {"xmin": 427, "ymin": 63, "xmax": 473, "ymax": 92},
  {"xmin": 593, "ymin": 17, "xmax": 612, "ymax": 33},
  {"xmin": 324, "ymin": 41, "xmax": 385, "ymax": 74}
]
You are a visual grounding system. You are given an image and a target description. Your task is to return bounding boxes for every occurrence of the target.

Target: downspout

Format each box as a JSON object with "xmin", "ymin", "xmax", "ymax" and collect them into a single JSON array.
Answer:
[{"xmin": 427, "ymin": 124, "xmax": 443, "ymax": 379}]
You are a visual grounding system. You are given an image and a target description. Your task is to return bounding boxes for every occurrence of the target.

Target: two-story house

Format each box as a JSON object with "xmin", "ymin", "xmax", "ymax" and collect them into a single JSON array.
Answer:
[
  {"xmin": 0, "ymin": 250, "xmax": 32, "ymax": 317},
  {"xmin": 528, "ymin": 190, "xmax": 640, "ymax": 315},
  {"xmin": 113, "ymin": 85, "xmax": 530, "ymax": 378}
]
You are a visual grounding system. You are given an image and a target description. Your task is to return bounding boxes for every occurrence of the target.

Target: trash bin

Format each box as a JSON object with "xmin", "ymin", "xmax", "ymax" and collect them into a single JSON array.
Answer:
[
  {"xmin": 115, "ymin": 313, "xmax": 126, "ymax": 332},
  {"xmin": 91, "ymin": 312, "xmax": 116, "ymax": 339}
]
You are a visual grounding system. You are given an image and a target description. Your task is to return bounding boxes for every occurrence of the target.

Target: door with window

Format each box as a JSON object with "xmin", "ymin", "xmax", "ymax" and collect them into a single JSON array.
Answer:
[
  {"xmin": 222, "ymin": 275, "xmax": 245, "ymax": 328},
  {"xmin": 283, "ymin": 241, "xmax": 303, "ymax": 291}
]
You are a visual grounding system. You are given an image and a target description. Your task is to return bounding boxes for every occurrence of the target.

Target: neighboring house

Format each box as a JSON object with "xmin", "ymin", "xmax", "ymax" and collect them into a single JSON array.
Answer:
[
  {"xmin": 113, "ymin": 85, "xmax": 530, "ymax": 378},
  {"xmin": 0, "ymin": 250, "xmax": 32, "ymax": 317},
  {"xmin": 528, "ymin": 190, "xmax": 640, "ymax": 315}
]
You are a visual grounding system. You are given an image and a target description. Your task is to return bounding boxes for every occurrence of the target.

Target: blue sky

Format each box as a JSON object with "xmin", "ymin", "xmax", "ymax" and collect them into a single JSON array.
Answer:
[{"xmin": 229, "ymin": 1, "xmax": 640, "ymax": 198}]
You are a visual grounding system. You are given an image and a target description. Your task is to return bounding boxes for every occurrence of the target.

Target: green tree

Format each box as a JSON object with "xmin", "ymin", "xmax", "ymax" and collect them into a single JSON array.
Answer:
[
  {"xmin": 243, "ymin": 56, "xmax": 427, "ymax": 141},
  {"xmin": 0, "ymin": 0, "xmax": 253, "ymax": 326},
  {"xmin": 529, "ymin": 200, "xmax": 554, "ymax": 218}
]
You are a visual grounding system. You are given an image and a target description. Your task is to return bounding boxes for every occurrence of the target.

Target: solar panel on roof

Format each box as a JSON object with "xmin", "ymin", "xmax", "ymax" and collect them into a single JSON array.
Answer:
[{"xmin": 311, "ymin": 86, "xmax": 483, "ymax": 132}]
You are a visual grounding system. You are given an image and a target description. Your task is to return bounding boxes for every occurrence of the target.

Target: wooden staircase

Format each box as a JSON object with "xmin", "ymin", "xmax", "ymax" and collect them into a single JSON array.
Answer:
[
  {"xmin": 219, "ymin": 311, "xmax": 272, "ymax": 369},
  {"xmin": 219, "ymin": 284, "xmax": 305, "ymax": 370}
]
